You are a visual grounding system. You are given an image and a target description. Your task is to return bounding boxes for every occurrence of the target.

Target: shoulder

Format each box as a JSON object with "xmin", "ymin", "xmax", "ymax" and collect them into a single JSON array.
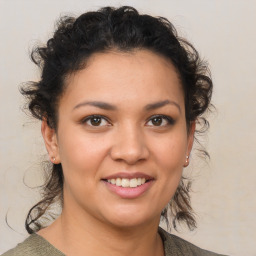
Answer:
[
  {"xmin": 1, "ymin": 234, "xmax": 65, "ymax": 256},
  {"xmin": 159, "ymin": 227, "xmax": 228, "ymax": 256}
]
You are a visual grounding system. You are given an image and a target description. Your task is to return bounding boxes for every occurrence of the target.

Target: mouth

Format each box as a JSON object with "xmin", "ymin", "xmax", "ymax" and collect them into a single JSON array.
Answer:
[
  {"xmin": 101, "ymin": 173, "xmax": 154, "ymax": 198},
  {"xmin": 102, "ymin": 172, "xmax": 154, "ymax": 188},
  {"xmin": 103, "ymin": 177, "xmax": 150, "ymax": 188}
]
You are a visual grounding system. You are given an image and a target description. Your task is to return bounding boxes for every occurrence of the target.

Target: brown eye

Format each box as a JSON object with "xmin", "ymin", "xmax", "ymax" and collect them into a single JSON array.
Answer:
[
  {"xmin": 82, "ymin": 115, "xmax": 110, "ymax": 127},
  {"xmin": 146, "ymin": 115, "xmax": 175, "ymax": 127},
  {"xmin": 90, "ymin": 117, "xmax": 102, "ymax": 126},
  {"xmin": 152, "ymin": 117, "xmax": 163, "ymax": 126}
]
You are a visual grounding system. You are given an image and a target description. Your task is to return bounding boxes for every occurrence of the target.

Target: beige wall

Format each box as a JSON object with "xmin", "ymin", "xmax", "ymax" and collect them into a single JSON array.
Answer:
[{"xmin": 1, "ymin": 0, "xmax": 255, "ymax": 255}]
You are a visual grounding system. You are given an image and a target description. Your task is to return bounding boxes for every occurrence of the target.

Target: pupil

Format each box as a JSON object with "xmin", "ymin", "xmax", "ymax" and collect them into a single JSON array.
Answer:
[
  {"xmin": 91, "ymin": 117, "xmax": 101, "ymax": 126},
  {"xmin": 152, "ymin": 117, "xmax": 162, "ymax": 126}
]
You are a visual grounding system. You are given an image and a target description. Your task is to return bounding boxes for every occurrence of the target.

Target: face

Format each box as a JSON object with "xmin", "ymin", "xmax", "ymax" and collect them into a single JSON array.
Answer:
[{"xmin": 43, "ymin": 50, "xmax": 194, "ymax": 228}]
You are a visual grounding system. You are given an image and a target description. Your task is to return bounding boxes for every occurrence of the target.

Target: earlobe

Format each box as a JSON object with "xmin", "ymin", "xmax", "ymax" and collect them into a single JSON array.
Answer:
[
  {"xmin": 41, "ymin": 119, "xmax": 60, "ymax": 164},
  {"xmin": 184, "ymin": 121, "xmax": 196, "ymax": 167}
]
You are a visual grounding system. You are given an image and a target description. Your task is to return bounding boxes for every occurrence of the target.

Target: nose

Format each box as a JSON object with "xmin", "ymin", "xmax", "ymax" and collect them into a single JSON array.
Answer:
[{"xmin": 109, "ymin": 125, "xmax": 149, "ymax": 165}]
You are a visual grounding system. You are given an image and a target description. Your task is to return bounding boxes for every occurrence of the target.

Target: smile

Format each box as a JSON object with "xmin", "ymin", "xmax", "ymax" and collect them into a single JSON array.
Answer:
[
  {"xmin": 102, "ymin": 173, "xmax": 154, "ymax": 198},
  {"xmin": 106, "ymin": 178, "xmax": 146, "ymax": 188}
]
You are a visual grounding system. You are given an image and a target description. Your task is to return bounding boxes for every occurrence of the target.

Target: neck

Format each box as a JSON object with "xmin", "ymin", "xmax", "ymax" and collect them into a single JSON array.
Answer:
[{"xmin": 38, "ymin": 207, "xmax": 164, "ymax": 256}]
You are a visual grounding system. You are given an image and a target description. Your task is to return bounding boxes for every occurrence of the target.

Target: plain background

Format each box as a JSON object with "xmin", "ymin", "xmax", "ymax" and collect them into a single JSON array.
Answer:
[{"xmin": 0, "ymin": 0, "xmax": 256, "ymax": 255}]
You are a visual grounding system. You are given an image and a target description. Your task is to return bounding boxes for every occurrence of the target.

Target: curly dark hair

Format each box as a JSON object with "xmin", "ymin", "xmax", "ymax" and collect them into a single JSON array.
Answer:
[{"xmin": 22, "ymin": 6, "xmax": 213, "ymax": 234}]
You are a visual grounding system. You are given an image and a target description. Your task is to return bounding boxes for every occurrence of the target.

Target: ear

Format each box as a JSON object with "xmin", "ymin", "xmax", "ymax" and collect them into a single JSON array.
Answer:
[
  {"xmin": 41, "ymin": 119, "xmax": 60, "ymax": 164},
  {"xmin": 184, "ymin": 121, "xmax": 196, "ymax": 167}
]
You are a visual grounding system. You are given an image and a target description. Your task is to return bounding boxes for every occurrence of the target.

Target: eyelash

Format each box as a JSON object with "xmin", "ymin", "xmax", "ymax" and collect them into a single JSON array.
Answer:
[
  {"xmin": 146, "ymin": 115, "xmax": 175, "ymax": 127},
  {"xmin": 81, "ymin": 114, "xmax": 175, "ymax": 127},
  {"xmin": 81, "ymin": 115, "xmax": 111, "ymax": 127}
]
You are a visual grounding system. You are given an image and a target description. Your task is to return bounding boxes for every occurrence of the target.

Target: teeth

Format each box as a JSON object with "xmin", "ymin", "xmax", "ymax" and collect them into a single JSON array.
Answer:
[
  {"xmin": 130, "ymin": 178, "xmax": 137, "ymax": 188},
  {"xmin": 107, "ymin": 178, "xmax": 147, "ymax": 188},
  {"xmin": 121, "ymin": 178, "xmax": 130, "ymax": 187},
  {"xmin": 116, "ymin": 178, "xmax": 122, "ymax": 186}
]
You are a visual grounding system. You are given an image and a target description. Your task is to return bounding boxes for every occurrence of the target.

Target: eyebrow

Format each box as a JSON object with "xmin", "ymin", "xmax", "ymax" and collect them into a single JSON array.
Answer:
[
  {"xmin": 73, "ymin": 99, "xmax": 181, "ymax": 112},
  {"xmin": 144, "ymin": 99, "xmax": 181, "ymax": 112},
  {"xmin": 73, "ymin": 101, "xmax": 117, "ymax": 111}
]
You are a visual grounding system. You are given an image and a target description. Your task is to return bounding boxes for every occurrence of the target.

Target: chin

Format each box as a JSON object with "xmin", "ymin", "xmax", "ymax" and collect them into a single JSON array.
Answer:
[
  {"xmin": 102, "ymin": 205, "xmax": 159, "ymax": 229},
  {"xmin": 108, "ymin": 216, "xmax": 150, "ymax": 229}
]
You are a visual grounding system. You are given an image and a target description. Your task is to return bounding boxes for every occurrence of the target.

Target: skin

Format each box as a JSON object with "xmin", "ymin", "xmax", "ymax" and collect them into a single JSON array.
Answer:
[{"xmin": 39, "ymin": 49, "xmax": 195, "ymax": 256}]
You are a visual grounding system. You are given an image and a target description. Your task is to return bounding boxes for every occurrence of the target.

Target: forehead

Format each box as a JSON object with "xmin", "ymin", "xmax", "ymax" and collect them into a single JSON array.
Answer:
[{"xmin": 62, "ymin": 49, "xmax": 184, "ymax": 110}]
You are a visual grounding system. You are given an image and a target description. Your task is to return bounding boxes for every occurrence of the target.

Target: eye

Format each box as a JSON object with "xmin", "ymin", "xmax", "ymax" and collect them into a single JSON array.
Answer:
[
  {"xmin": 82, "ymin": 115, "xmax": 110, "ymax": 127},
  {"xmin": 146, "ymin": 115, "xmax": 175, "ymax": 127}
]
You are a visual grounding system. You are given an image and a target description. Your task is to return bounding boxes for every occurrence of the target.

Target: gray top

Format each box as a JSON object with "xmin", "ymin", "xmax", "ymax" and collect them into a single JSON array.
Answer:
[{"xmin": 1, "ymin": 227, "xmax": 227, "ymax": 256}]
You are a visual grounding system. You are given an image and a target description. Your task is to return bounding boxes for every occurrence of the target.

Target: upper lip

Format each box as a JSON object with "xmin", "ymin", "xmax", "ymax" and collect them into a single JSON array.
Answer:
[{"xmin": 102, "ymin": 172, "xmax": 154, "ymax": 180}]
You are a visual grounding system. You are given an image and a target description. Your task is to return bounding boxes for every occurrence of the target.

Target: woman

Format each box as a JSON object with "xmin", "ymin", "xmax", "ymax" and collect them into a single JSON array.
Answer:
[{"xmin": 2, "ymin": 6, "xmax": 226, "ymax": 256}]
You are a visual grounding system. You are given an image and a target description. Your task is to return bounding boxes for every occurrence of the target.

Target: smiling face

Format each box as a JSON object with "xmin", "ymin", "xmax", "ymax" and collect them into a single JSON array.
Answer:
[{"xmin": 42, "ymin": 49, "xmax": 194, "ymax": 229}]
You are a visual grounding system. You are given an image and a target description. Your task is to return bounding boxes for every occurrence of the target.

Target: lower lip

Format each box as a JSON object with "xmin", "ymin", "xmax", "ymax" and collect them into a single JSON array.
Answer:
[{"xmin": 103, "ymin": 180, "xmax": 154, "ymax": 199}]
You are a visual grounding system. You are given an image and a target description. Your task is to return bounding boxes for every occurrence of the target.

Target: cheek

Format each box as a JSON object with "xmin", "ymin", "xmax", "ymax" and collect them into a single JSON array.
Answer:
[
  {"xmin": 57, "ymin": 128, "xmax": 109, "ymax": 180},
  {"xmin": 155, "ymin": 135, "xmax": 187, "ymax": 198},
  {"xmin": 151, "ymin": 131, "xmax": 188, "ymax": 169},
  {"xmin": 57, "ymin": 132, "xmax": 110, "ymax": 207}
]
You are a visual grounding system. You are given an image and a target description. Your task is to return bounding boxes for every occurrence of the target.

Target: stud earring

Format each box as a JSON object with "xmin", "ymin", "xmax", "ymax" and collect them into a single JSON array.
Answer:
[
  {"xmin": 185, "ymin": 155, "xmax": 189, "ymax": 163},
  {"xmin": 52, "ymin": 157, "xmax": 56, "ymax": 163}
]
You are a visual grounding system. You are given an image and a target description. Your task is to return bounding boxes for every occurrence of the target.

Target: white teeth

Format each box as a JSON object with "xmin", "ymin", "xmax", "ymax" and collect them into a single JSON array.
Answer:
[
  {"xmin": 121, "ymin": 178, "xmax": 130, "ymax": 187},
  {"xmin": 116, "ymin": 178, "xmax": 122, "ymax": 186},
  {"xmin": 107, "ymin": 177, "xmax": 147, "ymax": 188},
  {"xmin": 130, "ymin": 178, "xmax": 137, "ymax": 188}
]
